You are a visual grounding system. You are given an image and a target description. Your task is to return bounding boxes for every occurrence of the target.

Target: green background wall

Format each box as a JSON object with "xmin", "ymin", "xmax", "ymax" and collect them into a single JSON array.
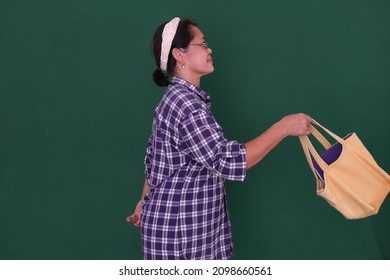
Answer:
[{"xmin": 1, "ymin": 0, "xmax": 389, "ymax": 260}]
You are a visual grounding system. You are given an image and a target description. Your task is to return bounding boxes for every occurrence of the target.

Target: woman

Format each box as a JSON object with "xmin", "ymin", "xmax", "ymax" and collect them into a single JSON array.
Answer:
[{"xmin": 127, "ymin": 17, "xmax": 311, "ymax": 259}]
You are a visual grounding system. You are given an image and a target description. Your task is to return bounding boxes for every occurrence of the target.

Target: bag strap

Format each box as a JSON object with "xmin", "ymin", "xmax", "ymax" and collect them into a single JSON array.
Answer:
[
  {"xmin": 310, "ymin": 119, "xmax": 345, "ymax": 144},
  {"xmin": 299, "ymin": 119, "xmax": 345, "ymax": 174},
  {"xmin": 299, "ymin": 135, "xmax": 328, "ymax": 171},
  {"xmin": 310, "ymin": 125, "xmax": 332, "ymax": 149},
  {"xmin": 299, "ymin": 136, "xmax": 321, "ymax": 179}
]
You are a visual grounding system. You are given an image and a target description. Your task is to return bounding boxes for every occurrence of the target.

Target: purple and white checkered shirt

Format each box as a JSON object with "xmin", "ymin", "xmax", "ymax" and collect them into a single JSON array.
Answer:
[{"xmin": 141, "ymin": 76, "xmax": 247, "ymax": 259}]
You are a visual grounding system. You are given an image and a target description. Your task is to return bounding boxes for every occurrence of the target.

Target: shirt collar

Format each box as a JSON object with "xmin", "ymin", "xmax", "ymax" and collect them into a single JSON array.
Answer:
[{"xmin": 170, "ymin": 76, "xmax": 212, "ymax": 104}]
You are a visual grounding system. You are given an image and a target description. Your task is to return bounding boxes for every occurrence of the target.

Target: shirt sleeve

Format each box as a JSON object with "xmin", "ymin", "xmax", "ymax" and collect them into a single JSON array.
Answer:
[{"xmin": 178, "ymin": 109, "xmax": 247, "ymax": 181}]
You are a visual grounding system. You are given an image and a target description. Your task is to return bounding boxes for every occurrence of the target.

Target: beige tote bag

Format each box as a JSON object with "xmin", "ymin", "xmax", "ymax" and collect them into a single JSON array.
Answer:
[{"xmin": 299, "ymin": 119, "xmax": 390, "ymax": 219}]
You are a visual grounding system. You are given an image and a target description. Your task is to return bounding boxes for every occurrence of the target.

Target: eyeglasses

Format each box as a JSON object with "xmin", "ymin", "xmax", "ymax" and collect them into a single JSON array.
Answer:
[{"xmin": 189, "ymin": 41, "xmax": 209, "ymax": 49}]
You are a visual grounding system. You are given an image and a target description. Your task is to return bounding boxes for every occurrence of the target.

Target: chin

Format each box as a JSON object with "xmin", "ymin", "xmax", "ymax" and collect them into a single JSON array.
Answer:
[{"xmin": 199, "ymin": 66, "xmax": 214, "ymax": 77}]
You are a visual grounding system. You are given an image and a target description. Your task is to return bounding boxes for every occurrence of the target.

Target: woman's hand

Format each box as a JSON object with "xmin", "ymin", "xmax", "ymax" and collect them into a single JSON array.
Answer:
[
  {"xmin": 277, "ymin": 113, "xmax": 312, "ymax": 137},
  {"xmin": 126, "ymin": 200, "xmax": 142, "ymax": 227}
]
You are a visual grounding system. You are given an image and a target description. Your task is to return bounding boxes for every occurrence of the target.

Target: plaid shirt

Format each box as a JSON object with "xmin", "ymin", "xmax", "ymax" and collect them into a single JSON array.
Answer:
[{"xmin": 141, "ymin": 76, "xmax": 247, "ymax": 259}]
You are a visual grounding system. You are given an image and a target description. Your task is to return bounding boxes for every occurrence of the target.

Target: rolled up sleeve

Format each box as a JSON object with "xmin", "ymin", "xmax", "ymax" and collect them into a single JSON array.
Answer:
[{"xmin": 178, "ymin": 110, "xmax": 246, "ymax": 181}]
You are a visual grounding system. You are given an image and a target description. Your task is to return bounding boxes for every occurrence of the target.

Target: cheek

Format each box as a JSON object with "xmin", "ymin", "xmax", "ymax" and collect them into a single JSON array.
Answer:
[
  {"xmin": 187, "ymin": 52, "xmax": 210, "ymax": 69},
  {"xmin": 198, "ymin": 52, "xmax": 210, "ymax": 64}
]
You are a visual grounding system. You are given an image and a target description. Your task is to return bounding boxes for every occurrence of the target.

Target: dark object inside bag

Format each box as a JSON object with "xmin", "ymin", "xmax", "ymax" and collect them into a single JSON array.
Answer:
[{"xmin": 313, "ymin": 133, "xmax": 353, "ymax": 181}]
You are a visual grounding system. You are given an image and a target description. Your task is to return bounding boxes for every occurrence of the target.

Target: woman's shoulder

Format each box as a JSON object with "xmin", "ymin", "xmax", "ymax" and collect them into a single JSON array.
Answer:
[{"xmin": 163, "ymin": 83, "xmax": 206, "ymax": 116}]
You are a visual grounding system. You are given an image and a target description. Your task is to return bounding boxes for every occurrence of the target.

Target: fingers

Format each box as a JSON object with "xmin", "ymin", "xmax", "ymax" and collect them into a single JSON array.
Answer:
[
  {"xmin": 302, "ymin": 114, "xmax": 312, "ymax": 135},
  {"xmin": 280, "ymin": 113, "xmax": 312, "ymax": 136},
  {"xmin": 297, "ymin": 113, "xmax": 311, "ymax": 126},
  {"xmin": 301, "ymin": 115, "xmax": 311, "ymax": 136},
  {"xmin": 127, "ymin": 200, "xmax": 143, "ymax": 227},
  {"xmin": 304, "ymin": 114, "xmax": 312, "ymax": 123},
  {"xmin": 126, "ymin": 214, "xmax": 137, "ymax": 223},
  {"xmin": 126, "ymin": 213, "xmax": 141, "ymax": 227}
]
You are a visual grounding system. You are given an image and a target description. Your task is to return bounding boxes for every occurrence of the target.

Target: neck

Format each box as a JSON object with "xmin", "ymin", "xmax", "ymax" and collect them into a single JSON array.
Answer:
[{"xmin": 174, "ymin": 72, "xmax": 201, "ymax": 87}]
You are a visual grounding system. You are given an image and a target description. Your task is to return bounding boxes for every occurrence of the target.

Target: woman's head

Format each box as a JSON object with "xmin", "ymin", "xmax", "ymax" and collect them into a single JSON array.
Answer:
[{"xmin": 152, "ymin": 17, "xmax": 213, "ymax": 87}]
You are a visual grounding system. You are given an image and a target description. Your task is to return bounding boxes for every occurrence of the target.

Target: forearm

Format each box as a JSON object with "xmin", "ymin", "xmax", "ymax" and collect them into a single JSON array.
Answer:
[
  {"xmin": 244, "ymin": 121, "xmax": 287, "ymax": 169},
  {"xmin": 244, "ymin": 113, "xmax": 311, "ymax": 170}
]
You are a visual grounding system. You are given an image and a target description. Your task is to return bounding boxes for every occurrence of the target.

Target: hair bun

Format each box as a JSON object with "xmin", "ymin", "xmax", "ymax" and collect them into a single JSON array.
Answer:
[{"xmin": 152, "ymin": 68, "xmax": 170, "ymax": 87}]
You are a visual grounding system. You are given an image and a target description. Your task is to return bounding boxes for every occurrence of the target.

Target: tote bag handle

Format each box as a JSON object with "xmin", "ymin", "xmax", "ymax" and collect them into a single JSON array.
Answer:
[
  {"xmin": 299, "ymin": 119, "xmax": 345, "ymax": 174},
  {"xmin": 309, "ymin": 119, "xmax": 345, "ymax": 144},
  {"xmin": 309, "ymin": 123, "xmax": 332, "ymax": 149}
]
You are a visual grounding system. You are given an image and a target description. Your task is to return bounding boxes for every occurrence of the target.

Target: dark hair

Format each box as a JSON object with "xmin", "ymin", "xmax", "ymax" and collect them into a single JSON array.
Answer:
[{"xmin": 152, "ymin": 18, "xmax": 197, "ymax": 87}]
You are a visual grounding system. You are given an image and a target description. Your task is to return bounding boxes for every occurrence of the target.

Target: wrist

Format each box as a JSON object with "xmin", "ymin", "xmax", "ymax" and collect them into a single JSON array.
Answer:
[{"xmin": 271, "ymin": 120, "xmax": 289, "ymax": 139}]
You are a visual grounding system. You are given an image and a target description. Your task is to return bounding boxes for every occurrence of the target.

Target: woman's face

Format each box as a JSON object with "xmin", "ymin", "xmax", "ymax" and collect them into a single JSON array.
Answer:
[{"xmin": 181, "ymin": 25, "xmax": 214, "ymax": 78}]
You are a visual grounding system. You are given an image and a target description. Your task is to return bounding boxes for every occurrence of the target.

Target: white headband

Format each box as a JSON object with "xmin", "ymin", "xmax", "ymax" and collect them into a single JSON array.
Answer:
[{"xmin": 160, "ymin": 17, "xmax": 180, "ymax": 72}]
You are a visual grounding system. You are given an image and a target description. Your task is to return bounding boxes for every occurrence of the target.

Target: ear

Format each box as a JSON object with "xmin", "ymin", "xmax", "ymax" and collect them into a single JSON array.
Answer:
[{"xmin": 172, "ymin": 48, "xmax": 184, "ymax": 63}]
